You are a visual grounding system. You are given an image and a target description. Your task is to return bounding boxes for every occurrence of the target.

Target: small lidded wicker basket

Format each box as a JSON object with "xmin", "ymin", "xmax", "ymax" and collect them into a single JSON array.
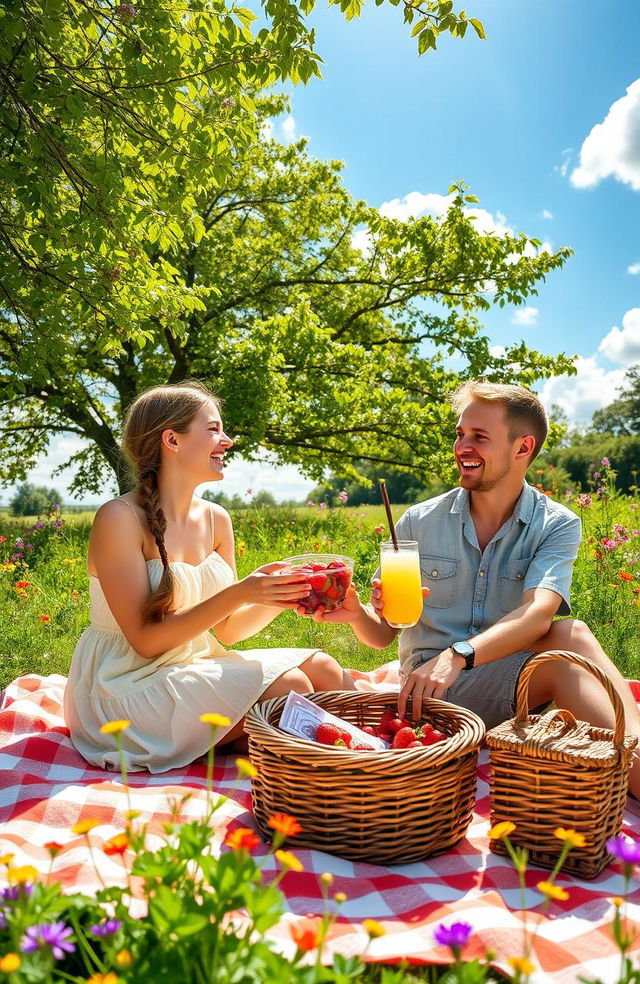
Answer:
[
  {"xmin": 244, "ymin": 689, "xmax": 485, "ymax": 865},
  {"xmin": 486, "ymin": 649, "xmax": 637, "ymax": 879}
]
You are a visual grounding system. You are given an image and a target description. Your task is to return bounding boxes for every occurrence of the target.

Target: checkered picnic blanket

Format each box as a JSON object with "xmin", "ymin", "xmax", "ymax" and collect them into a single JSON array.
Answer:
[{"xmin": 1, "ymin": 668, "xmax": 639, "ymax": 984}]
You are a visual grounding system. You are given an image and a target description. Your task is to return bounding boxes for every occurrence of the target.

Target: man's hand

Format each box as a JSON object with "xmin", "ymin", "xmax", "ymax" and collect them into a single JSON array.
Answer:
[
  {"xmin": 398, "ymin": 648, "xmax": 464, "ymax": 721},
  {"xmin": 370, "ymin": 577, "xmax": 430, "ymax": 623},
  {"xmin": 294, "ymin": 583, "xmax": 364, "ymax": 623}
]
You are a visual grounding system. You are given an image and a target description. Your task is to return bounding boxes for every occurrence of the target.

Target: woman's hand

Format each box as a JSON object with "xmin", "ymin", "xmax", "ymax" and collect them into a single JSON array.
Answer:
[
  {"xmin": 236, "ymin": 562, "xmax": 311, "ymax": 608},
  {"xmin": 294, "ymin": 583, "xmax": 364, "ymax": 623}
]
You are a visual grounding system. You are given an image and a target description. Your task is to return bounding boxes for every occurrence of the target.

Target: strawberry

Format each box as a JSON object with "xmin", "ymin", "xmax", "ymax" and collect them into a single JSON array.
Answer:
[
  {"xmin": 378, "ymin": 731, "xmax": 392, "ymax": 743},
  {"xmin": 419, "ymin": 726, "xmax": 446, "ymax": 746},
  {"xmin": 392, "ymin": 727, "xmax": 418, "ymax": 749},
  {"xmin": 379, "ymin": 708, "xmax": 397, "ymax": 731},
  {"xmin": 352, "ymin": 743, "xmax": 375, "ymax": 751},
  {"xmin": 316, "ymin": 723, "xmax": 351, "ymax": 747},
  {"xmin": 388, "ymin": 716, "xmax": 412, "ymax": 734},
  {"xmin": 362, "ymin": 725, "xmax": 377, "ymax": 736},
  {"xmin": 407, "ymin": 741, "xmax": 423, "ymax": 748}
]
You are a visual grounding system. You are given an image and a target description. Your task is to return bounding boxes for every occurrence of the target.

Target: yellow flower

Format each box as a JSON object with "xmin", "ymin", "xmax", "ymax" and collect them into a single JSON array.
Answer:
[
  {"xmin": 0, "ymin": 953, "xmax": 21, "ymax": 972},
  {"xmin": 537, "ymin": 881, "xmax": 569, "ymax": 901},
  {"xmin": 7, "ymin": 865, "xmax": 37, "ymax": 885},
  {"xmin": 200, "ymin": 713, "xmax": 231, "ymax": 727},
  {"xmin": 363, "ymin": 919, "xmax": 386, "ymax": 939},
  {"xmin": 235, "ymin": 757, "xmax": 258, "ymax": 779},
  {"xmin": 115, "ymin": 950, "xmax": 133, "ymax": 968},
  {"xmin": 72, "ymin": 818, "xmax": 101, "ymax": 835},
  {"xmin": 334, "ymin": 891, "xmax": 347, "ymax": 904},
  {"xmin": 0, "ymin": 854, "xmax": 14, "ymax": 866},
  {"xmin": 275, "ymin": 849, "xmax": 304, "ymax": 872},
  {"xmin": 554, "ymin": 827, "xmax": 586, "ymax": 848},
  {"xmin": 488, "ymin": 821, "xmax": 516, "ymax": 840},
  {"xmin": 612, "ymin": 896, "xmax": 624, "ymax": 908},
  {"xmin": 87, "ymin": 974, "xmax": 120, "ymax": 984},
  {"xmin": 508, "ymin": 956, "xmax": 536, "ymax": 975},
  {"xmin": 99, "ymin": 719, "xmax": 131, "ymax": 735},
  {"xmin": 124, "ymin": 810, "xmax": 141, "ymax": 821},
  {"xmin": 319, "ymin": 872, "xmax": 333, "ymax": 887}
]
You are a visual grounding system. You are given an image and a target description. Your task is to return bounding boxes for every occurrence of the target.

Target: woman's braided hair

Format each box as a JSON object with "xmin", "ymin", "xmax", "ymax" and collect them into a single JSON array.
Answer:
[{"xmin": 121, "ymin": 380, "xmax": 220, "ymax": 622}]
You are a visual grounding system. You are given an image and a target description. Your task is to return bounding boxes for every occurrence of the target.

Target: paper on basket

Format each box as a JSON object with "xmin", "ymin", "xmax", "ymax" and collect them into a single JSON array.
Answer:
[{"xmin": 279, "ymin": 692, "xmax": 389, "ymax": 750}]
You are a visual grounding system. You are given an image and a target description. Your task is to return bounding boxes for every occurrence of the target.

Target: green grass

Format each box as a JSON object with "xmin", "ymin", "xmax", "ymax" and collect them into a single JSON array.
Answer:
[{"xmin": 1, "ymin": 497, "xmax": 639, "ymax": 692}]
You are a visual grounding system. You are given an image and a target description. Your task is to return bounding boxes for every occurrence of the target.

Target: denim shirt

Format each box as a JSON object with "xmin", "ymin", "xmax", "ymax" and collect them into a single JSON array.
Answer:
[{"xmin": 387, "ymin": 483, "xmax": 582, "ymax": 670}]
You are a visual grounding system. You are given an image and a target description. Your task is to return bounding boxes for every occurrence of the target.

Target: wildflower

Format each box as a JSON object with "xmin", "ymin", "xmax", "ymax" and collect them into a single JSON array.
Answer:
[
  {"xmin": 0, "ymin": 954, "xmax": 21, "ymax": 972},
  {"xmin": 577, "ymin": 494, "xmax": 592, "ymax": 508},
  {"xmin": 618, "ymin": 571, "xmax": 635, "ymax": 582},
  {"xmin": 306, "ymin": 500, "xmax": 316, "ymax": 507},
  {"xmin": 0, "ymin": 535, "xmax": 5, "ymax": 543},
  {"xmin": 87, "ymin": 974, "xmax": 120, "ymax": 984},
  {"xmin": 246, "ymin": 488, "xmax": 253, "ymax": 496},
  {"xmin": 488, "ymin": 821, "xmax": 516, "ymax": 840},
  {"xmin": 44, "ymin": 841, "xmax": 63, "ymax": 858},
  {"xmin": 338, "ymin": 490, "xmax": 349, "ymax": 504},
  {"xmin": 537, "ymin": 881, "xmax": 569, "ymax": 901},
  {"xmin": 1, "ymin": 885, "xmax": 32, "ymax": 902},
  {"xmin": 115, "ymin": 950, "xmax": 133, "ymax": 967},
  {"xmin": 39, "ymin": 614, "xmax": 51, "ymax": 624},
  {"xmin": 319, "ymin": 872, "xmax": 333, "ymax": 888},
  {"xmin": 225, "ymin": 828, "xmax": 260, "ymax": 852},
  {"xmin": 89, "ymin": 920, "xmax": 123, "ymax": 937},
  {"xmin": 508, "ymin": 956, "xmax": 536, "ymax": 975},
  {"xmin": 124, "ymin": 809, "xmax": 140, "ymax": 821},
  {"xmin": 14, "ymin": 580, "xmax": 32, "ymax": 589},
  {"xmin": 21, "ymin": 921, "xmax": 75, "ymax": 960},
  {"xmin": 103, "ymin": 833, "xmax": 129, "ymax": 856},
  {"xmin": 363, "ymin": 919, "xmax": 386, "ymax": 939},
  {"xmin": 99, "ymin": 719, "xmax": 131, "ymax": 735},
  {"xmin": 235, "ymin": 757, "xmax": 258, "ymax": 779},
  {"xmin": 554, "ymin": 827, "xmax": 586, "ymax": 848},
  {"xmin": 0, "ymin": 854, "xmax": 14, "ymax": 866},
  {"xmin": 433, "ymin": 921, "xmax": 473, "ymax": 949},
  {"xmin": 334, "ymin": 891, "xmax": 347, "ymax": 903},
  {"xmin": 290, "ymin": 918, "xmax": 321, "ymax": 952},
  {"xmin": 199, "ymin": 712, "xmax": 231, "ymax": 727},
  {"xmin": 373, "ymin": 524, "xmax": 385, "ymax": 535},
  {"xmin": 606, "ymin": 835, "xmax": 640, "ymax": 865},
  {"xmin": 7, "ymin": 865, "xmax": 37, "ymax": 885},
  {"xmin": 275, "ymin": 849, "xmax": 303, "ymax": 872},
  {"xmin": 72, "ymin": 818, "xmax": 101, "ymax": 835},
  {"xmin": 268, "ymin": 813, "xmax": 302, "ymax": 837},
  {"xmin": 601, "ymin": 457, "xmax": 610, "ymax": 468},
  {"xmin": 612, "ymin": 896, "xmax": 624, "ymax": 908}
]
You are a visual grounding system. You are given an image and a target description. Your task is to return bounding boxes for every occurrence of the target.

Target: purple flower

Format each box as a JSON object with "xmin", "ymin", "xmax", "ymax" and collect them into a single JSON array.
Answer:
[
  {"xmin": 577, "ymin": 493, "xmax": 592, "ymax": 508},
  {"xmin": 1, "ymin": 885, "xmax": 32, "ymax": 903},
  {"xmin": 433, "ymin": 921, "xmax": 473, "ymax": 950},
  {"xmin": 319, "ymin": 502, "xmax": 327, "ymax": 510},
  {"xmin": 601, "ymin": 457, "xmax": 610, "ymax": 468},
  {"xmin": 51, "ymin": 504, "xmax": 60, "ymax": 511},
  {"xmin": 606, "ymin": 836, "xmax": 640, "ymax": 865},
  {"xmin": 35, "ymin": 522, "xmax": 45, "ymax": 530},
  {"xmin": 338, "ymin": 490, "xmax": 349, "ymax": 504},
  {"xmin": 593, "ymin": 471, "xmax": 601, "ymax": 481},
  {"xmin": 21, "ymin": 921, "xmax": 75, "ymax": 960},
  {"xmin": 89, "ymin": 919, "xmax": 123, "ymax": 937}
]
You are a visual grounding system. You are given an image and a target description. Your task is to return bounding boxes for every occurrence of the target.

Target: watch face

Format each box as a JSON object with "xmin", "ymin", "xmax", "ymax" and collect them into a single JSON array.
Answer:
[{"xmin": 453, "ymin": 641, "xmax": 474, "ymax": 657}]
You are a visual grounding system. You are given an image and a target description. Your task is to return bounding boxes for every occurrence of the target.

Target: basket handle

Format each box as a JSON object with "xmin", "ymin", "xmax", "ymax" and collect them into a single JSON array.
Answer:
[
  {"xmin": 520, "ymin": 707, "xmax": 590, "ymax": 755},
  {"xmin": 514, "ymin": 649, "xmax": 627, "ymax": 747}
]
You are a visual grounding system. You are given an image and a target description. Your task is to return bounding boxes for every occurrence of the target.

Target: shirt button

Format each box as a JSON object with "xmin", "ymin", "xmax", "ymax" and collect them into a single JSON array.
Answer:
[
  {"xmin": 516, "ymin": 572, "xmax": 523, "ymax": 579},
  {"xmin": 479, "ymin": 570, "xmax": 485, "ymax": 577},
  {"xmin": 431, "ymin": 569, "xmax": 438, "ymax": 577}
]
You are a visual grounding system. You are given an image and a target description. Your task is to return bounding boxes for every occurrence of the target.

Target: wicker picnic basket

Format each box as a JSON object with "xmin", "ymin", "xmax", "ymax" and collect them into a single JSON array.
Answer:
[
  {"xmin": 244, "ymin": 689, "xmax": 485, "ymax": 864},
  {"xmin": 486, "ymin": 649, "xmax": 637, "ymax": 879}
]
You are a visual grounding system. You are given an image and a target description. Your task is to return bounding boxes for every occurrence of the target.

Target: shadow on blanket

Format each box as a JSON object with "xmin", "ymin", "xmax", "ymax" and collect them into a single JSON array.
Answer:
[{"xmin": 1, "ymin": 668, "xmax": 639, "ymax": 984}]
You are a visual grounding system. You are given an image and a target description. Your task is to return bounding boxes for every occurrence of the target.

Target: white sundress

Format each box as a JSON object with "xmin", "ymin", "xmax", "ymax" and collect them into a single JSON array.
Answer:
[{"xmin": 64, "ymin": 551, "xmax": 319, "ymax": 773}]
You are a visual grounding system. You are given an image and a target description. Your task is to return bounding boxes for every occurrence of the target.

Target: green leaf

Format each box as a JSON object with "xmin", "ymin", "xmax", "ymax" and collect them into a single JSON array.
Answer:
[{"xmin": 469, "ymin": 17, "xmax": 486, "ymax": 39}]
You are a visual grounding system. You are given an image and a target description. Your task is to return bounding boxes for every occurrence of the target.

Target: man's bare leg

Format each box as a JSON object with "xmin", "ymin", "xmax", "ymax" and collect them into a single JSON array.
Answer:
[{"xmin": 525, "ymin": 618, "xmax": 640, "ymax": 798}]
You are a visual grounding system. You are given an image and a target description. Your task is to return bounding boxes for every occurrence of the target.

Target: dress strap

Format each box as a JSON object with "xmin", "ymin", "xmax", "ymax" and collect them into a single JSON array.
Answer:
[{"xmin": 116, "ymin": 496, "xmax": 146, "ymax": 541}]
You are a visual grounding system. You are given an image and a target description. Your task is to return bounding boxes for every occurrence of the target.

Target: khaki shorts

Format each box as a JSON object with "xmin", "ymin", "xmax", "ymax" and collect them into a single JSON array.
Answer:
[{"xmin": 402, "ymin": 650, "xmax": 547, "ymax": 732}]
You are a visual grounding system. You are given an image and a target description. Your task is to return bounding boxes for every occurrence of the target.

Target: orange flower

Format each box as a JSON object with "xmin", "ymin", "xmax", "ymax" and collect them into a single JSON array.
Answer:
[
  {"xmin": 290, "ymin": 918, "xmax": 321, "ymax": 952},
  {"xmin": 0, "ymin": 954, "xmax": 21, "ymax": 973},
  {"xmin": 103, "ymin": 833, "xmax": 130, "ymax": 856},
  {"xmin": 268, "ymin": 813, "xmax": 302, "ymax": 837},
  {"xmin": 537, "ymin": 880, "xmax": 569, "ymax": 901},
  {"xmin": 225, "ymin": 827, "xmax": 260, "ymax": 852},
  {"xmin": 14, "ymin": 580, "xmax": 32, "ymax": 589},
  {"xmin": 44, "ymin": 841, "xmax": 63, "ymax": 858},
  {"xmin": 115, "ymin": 950, "xmax": 132, "ymax": 968},
  {"xmin": 618, "ymin": 571, "xmax": 634, "ymax": 582},
  {"xmin": 39, "ymin": 614, "xmax": 51, "ymax": 624},
  {"xmin": 72, "ymin": 818, "xmax": 101, "ymax": 835}
]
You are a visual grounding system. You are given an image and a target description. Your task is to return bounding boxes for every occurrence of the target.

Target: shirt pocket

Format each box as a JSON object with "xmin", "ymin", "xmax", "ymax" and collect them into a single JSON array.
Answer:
[
  {"xmin": 420, "ymin": 555, "xmax": 458, "ymax": 609},
  {"xmin": 499, "ymin": 556, "xmax": 532, "ymax": 615}
]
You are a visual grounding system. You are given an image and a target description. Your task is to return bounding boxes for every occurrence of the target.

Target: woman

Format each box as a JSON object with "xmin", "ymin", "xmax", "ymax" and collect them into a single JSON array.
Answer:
[{"xmin": 64, "ymin": 380, "xmax": 354, "ymax": 772}]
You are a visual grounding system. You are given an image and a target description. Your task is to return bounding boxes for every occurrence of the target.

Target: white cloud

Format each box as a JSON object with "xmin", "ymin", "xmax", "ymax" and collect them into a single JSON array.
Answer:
[
  {"xmin": 260, "ymin": 119, "xmax": 274, "ymax": 141},
  {"xmin": 280, "ymin": 115, "xmax": 305, "ymax": 143},
  {"xmin": 628, "ymin": 261, "xmax": 640, "ymax": 274},
  {"xmin": 539, "ymin": 209, "xmax": 554, "ymax": 220},
  {"xmin": 539, "ymin": 356, "xmax": 627, "ymax": 426},
  {"xmin": 511, "ymin": 306, "xmax": 539, "ymax": 326},
  {"xmin": 350, "ymin": 227, "xmax": 373, "ymax": 256},
  {"xmin": 555, "ymin": 148, "xmax": 573, "ymax": 178},
  {"xmin": 379, "ymin": 191, "xmax": 454, "ymax": 221},
  {"xmin": 570, "ymin": 78, "xmax": 640, "ymax": 190},
  {"xmin": 598, "ymin": 308, "xmax": 640, "ymax": 366},
  {"xmin": 489, "ymin": 344, "xmax": 506, "ymax": 358}
]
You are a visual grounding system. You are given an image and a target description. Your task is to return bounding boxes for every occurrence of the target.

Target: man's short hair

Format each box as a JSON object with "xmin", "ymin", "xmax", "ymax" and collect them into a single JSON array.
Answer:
[{"xmin": 450, "ymin": 381, "xmax": 548, "ymax": 461}]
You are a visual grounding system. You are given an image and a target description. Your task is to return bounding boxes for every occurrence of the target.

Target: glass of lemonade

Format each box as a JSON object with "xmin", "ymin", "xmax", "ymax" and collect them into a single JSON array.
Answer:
[{"xmin": 380, "ymin": 540, "xmax": 423, "ymax": 628}]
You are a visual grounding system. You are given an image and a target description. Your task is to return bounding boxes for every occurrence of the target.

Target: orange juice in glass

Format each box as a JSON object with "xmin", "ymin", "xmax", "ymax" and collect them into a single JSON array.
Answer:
[{"xmin": 380, "ymin": 540, "xmax": 423, "ymax": 628}]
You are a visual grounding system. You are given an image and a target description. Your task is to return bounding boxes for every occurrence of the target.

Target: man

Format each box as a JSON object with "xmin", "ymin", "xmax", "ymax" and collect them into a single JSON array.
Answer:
[{"xmin": 310, "ymin": 381, "xmax": 640, "ymax": 798}]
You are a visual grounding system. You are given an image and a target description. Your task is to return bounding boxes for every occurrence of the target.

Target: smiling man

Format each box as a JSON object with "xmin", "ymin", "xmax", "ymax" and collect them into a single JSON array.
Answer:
[{"xmin": 318, "ymin": 380, "xmax": 640, "ymax": 798}]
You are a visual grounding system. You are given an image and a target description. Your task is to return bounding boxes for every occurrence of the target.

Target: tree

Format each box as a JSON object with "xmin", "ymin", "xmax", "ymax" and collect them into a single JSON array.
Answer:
[
  {"xmin": 590, "ymin": 365, "xmax": 640, "ymax": 436},
  {"xmin": 0, "ymin": 93, "xmax": 576, "ymax": 497},
  {"xmin": 9, "ymin": 481, "xmax": 60, "ymax": 516}
]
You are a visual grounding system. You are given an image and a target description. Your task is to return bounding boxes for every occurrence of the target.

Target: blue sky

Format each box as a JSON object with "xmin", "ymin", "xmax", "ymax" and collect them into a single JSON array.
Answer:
[{"xmin": 6, "ymin": 0, "xmax": 640, "ymax": 505}]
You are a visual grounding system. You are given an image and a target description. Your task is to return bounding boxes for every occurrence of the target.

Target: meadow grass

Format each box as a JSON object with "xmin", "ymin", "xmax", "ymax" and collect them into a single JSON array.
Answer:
[{"xmin": 1, "ymin": 496, "xmax": 639, "ymax": 692}]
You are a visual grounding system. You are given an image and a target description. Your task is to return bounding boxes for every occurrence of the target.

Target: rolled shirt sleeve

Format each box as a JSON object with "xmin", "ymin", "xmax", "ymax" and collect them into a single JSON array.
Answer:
[{"xmin": 523, "ymin": 512, "xmax": 581, "ymax": 616}]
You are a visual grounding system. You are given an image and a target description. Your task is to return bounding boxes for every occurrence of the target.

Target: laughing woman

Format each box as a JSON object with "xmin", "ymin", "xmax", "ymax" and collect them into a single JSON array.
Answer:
[{"xmin": 64, "ymin": 380, "xmax": 354, "ymax": 772}]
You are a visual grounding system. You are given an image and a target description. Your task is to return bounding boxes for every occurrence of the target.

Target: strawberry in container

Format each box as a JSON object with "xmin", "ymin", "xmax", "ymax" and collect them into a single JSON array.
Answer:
[{"xmin": 283, "ymin": 553, "xmax": 354, "ymax": 614}]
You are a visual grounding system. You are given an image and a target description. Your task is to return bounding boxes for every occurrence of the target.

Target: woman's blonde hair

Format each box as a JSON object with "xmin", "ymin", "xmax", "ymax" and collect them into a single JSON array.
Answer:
[
  {"xmin": 121, "ymin": 380, "xmax": 220, "ymax": 622},
  {"xmin": 450, "ymin": 381, "xmax": 548, "ymax": 461}
]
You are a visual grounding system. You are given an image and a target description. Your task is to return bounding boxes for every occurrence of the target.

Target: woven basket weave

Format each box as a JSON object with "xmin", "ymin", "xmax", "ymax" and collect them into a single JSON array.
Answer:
[
  {"xmin": 486, "ymin": 649, "xmax": 637, "ymax": 879},
  {"xmin": 244, "ymin": 689, "xmax": 485, "ymax": 864}
]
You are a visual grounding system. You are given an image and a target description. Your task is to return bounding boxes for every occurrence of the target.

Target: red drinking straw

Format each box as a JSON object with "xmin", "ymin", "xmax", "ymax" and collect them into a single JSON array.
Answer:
[{"xmin": 379, "ymin": 479, "xmax": 399, "ymax": 551}]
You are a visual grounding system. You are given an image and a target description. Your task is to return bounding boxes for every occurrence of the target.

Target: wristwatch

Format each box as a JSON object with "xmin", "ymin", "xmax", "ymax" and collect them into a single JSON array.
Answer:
[{"xmin": 451, "ymin": 640, "xmax": 476, "ymax": 671}]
